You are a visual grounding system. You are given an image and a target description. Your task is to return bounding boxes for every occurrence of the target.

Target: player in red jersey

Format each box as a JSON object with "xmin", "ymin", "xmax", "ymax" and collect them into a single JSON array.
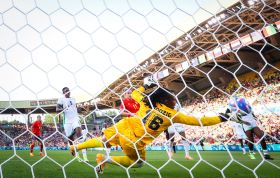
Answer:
[
  {"xmin": 30, "ymin": 115, "xmax": 44, "ymax": 156},
  {"xmin": 119, "ymin": 88, "xmax": 140, "ymax": 117}
]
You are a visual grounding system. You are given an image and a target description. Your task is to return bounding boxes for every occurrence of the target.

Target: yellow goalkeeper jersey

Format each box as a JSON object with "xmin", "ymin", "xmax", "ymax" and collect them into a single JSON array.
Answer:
[{"xmin": 129, "ymin": 86, "xmax": 222, "ymax": 145}]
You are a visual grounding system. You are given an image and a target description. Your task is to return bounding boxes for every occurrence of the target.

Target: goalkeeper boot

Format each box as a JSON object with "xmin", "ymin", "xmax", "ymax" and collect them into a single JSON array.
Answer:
[
  {"xmin": 248, "ymin": 153, "xmax": 256, "ymax": 160},
  {"xmin": 96, "ymin": 153, "xmax": 106, "ymax": 174}
]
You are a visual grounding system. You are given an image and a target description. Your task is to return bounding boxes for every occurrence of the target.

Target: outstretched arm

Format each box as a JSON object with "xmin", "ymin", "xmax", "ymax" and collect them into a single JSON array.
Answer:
[{"xmin": 173, "ymin": 112, "xmax": 223, "ymax": 126}]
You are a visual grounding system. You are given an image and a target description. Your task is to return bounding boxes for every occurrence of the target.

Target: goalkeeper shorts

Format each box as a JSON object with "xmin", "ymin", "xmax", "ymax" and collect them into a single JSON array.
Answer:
[{"xmin": 103, "ymin": 118, "xmax": 146, "ymax": 161}]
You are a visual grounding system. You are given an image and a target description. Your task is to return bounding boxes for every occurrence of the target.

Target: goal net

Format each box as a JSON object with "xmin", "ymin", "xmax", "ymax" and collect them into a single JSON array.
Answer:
[{"xmin": 0, "ymin": 0, "xmax": 279, "ymax": 177}]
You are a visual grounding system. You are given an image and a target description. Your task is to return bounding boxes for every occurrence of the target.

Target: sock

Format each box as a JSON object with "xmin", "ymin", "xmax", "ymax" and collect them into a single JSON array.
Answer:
[
  {"xmin": 105, "ymin": 147, "xmax": 111, "ymax": 154},
  {"xmin": 242, "ymin": 147, "xmax": 246, "ymax": 153},
  {"xmin": 77, "ymin": 137, "xmax": 103, "ymax": 150},
  {"xmin": 164, "ymin": 142, "xmax": 169, "ymax": 152},
  {"xmin": 77, "ymin": 153, "xmax": 80, "ymax": 158},
  {"xmin": 166, "ymin": 142, "xmax": 172, "ymax": 153},
  {"xmin": 182, "ymin": 140, "xmax": 190, "ymax": 157},
  {"xmin": 172, "ymin": 145, "xmax": 176, "ymax": 153},
  {"xmin": 30, "ymin": 143, "xmax": 35, "ymax": 153},
  {"xmin": 82, "ymin": 149, "xmax": 88, "ymax": 160},
  {"xmin": 263, "ymin": 150, "xmax": 269, "ymax": 155},
  {"xmin": 110, "ymin": 156, "xmax": 138, "ymax": 168},
  {"xmin": 40, "ymin": 144, "xmax": 43, "ymax": 152}
]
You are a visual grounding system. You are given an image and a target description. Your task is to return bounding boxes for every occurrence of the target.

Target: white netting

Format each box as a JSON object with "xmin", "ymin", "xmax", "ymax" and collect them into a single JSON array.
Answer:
[{"xmin": 0, "ymin": 0, "xmax": 279, "ymax": 177}]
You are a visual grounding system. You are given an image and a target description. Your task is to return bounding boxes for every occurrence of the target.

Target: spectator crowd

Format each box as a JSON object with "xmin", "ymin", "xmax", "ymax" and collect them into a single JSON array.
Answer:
[{"xmin": 0, "ymin": 65, "xmax": 279, "ymax": 149}]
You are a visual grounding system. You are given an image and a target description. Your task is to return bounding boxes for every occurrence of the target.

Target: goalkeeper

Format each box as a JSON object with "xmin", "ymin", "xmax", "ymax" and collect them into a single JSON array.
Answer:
[{"xmin": 70, "ymin": 76, "xmax": 228, "ymax": 173}]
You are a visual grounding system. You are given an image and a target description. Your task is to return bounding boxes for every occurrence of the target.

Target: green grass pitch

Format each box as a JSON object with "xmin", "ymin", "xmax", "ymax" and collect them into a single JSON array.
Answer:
[{"xmin": 0, "ymin": 150, "xmax": 279, "ymax": 178}]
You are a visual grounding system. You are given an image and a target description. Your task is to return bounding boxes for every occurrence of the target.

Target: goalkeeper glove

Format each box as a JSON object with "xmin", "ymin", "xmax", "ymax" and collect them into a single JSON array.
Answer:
[
  {"xmin": 219, "ymin": 112, "xmax": 230, "ymax": 122},
  {"xmin": 220, "ymin": 108, "xmax": 246, "ymax": 124},
  {"xmin": 220, "ymin": 107, "xmax": 243, "ymax": 122},
  {"xmin": 218, "ymin": 108, "xmax": 231, "ymax": 122}
]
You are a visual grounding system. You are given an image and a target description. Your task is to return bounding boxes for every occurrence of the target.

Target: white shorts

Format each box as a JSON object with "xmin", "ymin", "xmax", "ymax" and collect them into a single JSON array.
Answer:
[
  {"xmin": 232, "ymin": 123, "xmax": 247, "ymax": 139},
  {"xmin": 241, "ymin": 114, "xmax": 257, "ymax": 132},
  {"xmin": 168, "ymin": 123, "xmax": 185, "ymax": 134},
  {"xmin": 79, "ymin": 136, "xmax": 88, "ymax": 142},
  {"xmin": 64, "ymin": 120, "xmax": 81, "ymax": 137},
  {"xmin": 80, "ymin": 130, "xmax": 88, "ymax": 142}
]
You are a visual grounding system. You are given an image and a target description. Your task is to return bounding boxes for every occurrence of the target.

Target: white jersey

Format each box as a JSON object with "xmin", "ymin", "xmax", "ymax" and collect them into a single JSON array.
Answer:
[
  {"xmin": 167, "ymin": 103, "xmax": 185, "ymax": 134},
  {"xmin": 231, "ymin": 122, "xmax": 247, "ymax": 139},
  {"xmin": 239, "ymin": 113, "xmax": 257, "ymax": 131},
  {"xmin": 168, "ymin": 123, "xmax": 185, "ymax": 134},
  {"xmin": 81, "ymin": 129, "xmax": 89, "ymax": 141},
  {"xmin": 174, "ymin": 103, "xmax": 181, "ymax": 111},
  {"xmin": 57, "ymin": 97, "xmax": 79, "ymax": 124}
]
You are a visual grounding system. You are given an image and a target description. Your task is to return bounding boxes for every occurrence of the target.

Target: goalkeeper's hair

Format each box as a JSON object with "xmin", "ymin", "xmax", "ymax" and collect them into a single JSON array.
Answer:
[{"xmin": 143, "ymin": 87, "xmax": 176, "ymax": 109}]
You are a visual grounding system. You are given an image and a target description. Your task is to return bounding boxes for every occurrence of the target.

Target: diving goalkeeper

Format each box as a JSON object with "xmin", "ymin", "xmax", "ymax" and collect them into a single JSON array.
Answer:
[{"xmin": 70, "ymin": 76, "xmax": 228, "ymax": 174}]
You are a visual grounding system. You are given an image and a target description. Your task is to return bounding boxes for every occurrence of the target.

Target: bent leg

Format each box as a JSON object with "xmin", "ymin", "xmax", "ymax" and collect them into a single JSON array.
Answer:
[
  {"xmin": 109, "ymin": 156, "xmax": 143, "ymax": 168},
  {"xmin": 109, "ymin": 147, "xmax": 146, "ymax": 168},
  {"xmin": 245, "ymin": 130, "xmax": 254, "ymax": 152},
  {"xmin": 253, "ymin": 127, "xmax": 267, "ymax": 150}
]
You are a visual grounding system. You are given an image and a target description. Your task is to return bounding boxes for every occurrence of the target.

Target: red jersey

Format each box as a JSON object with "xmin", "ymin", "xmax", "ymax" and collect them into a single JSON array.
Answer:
[
  {"xmin": 120, "ymin": 98, "xmax": 140, "ymax": 116},
  {"xmin": 32, "ymin": 120, "xmax": 42, "ymax": 136}
]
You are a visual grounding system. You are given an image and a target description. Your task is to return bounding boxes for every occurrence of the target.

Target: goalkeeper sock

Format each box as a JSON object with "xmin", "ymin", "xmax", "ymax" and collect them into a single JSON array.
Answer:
[
  {"xmin": 109, "ymin": 156, "xmax": 143, "ymax": 168},
  {"xmin": 77, "ymin": 137, "xmax": 103, "ymax": 150}
]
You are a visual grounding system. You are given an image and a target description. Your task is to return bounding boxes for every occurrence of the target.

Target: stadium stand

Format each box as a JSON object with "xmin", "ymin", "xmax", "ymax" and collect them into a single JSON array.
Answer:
[{"xmin": 1, "ymin": 69, "xmax": 279, "ymax": 149}]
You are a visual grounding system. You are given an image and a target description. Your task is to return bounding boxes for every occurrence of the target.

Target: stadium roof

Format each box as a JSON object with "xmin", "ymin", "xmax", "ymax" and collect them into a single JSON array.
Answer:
[
  {"xmin": 0, "ymin": 99, "xmax": 57, "ymax": 114},
  {"xmin": 0, "ymin": 98, "xmax": 108, "ymax": 114},
  {"xmin": 94, "ymin": 0, "xmax": 280, "ymax": 108},
  {"xmin": 1, "ymin": 0, "xmax": 279, "ymax": 113}
]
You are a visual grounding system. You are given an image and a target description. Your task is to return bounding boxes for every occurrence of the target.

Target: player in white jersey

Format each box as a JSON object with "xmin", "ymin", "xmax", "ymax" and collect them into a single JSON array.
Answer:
[
  {"xmin": 56, "ymin": 87, "xmax": 82, "ymax": 158},
  {"xmin": 165, "ymin": 123, "xmax": 193, "ymax": 160},
  {"xmin": 165, "ymin": 103, "xmax": 193, "ymax": 160},
  {"xmin": 231, "ymin": 122, "xmax": 247, "ymax": 154},
  {"xmin": 227, "ymin": 97, "xmax": 273, "ymax": 160},
  {"xmin": 239, "ymin": 113, "xmax": 273, "ymax": 159}
]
